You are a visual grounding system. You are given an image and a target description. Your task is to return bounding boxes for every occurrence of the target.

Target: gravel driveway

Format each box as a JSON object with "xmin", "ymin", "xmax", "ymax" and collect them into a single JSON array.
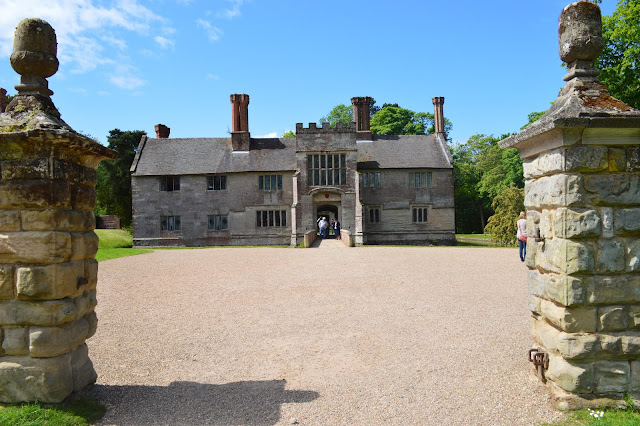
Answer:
[{"xmin": 84, "ymin": 243, "xmax": 562, "ymax": 425}]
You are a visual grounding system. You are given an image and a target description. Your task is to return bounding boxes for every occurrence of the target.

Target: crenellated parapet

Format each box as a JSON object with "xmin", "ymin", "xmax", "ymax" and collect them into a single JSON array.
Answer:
[{"xmin": 295, "ymin": 121, "xmax": 356, "ymax": 134}]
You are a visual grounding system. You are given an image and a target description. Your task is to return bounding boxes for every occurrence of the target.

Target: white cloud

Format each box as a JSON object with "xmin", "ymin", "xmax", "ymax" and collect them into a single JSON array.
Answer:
[
  {"xmin": 109, "ymin": 63, "xmax": 145, "ymax": 90},
  {"xmin": 206, "ymin": 73, "xmax": 220, "ymax": 80},
  {"xmin": 196, "ymin": 19, "xmax": 223, "ymax": 42},
  {"xmin": 154, "ymin": 36, "xmax": 174, "ymax": 49},
  {"xmin": 256, "ymin": 132, "xmax": 278, "ymax": 138},
  {"xmin": 0, "ymin": 0, "xmax": 169, "ymax": 87},
  {"xmin": 217, "ymin": 0, "xmax": 244, "ymax": 20}
]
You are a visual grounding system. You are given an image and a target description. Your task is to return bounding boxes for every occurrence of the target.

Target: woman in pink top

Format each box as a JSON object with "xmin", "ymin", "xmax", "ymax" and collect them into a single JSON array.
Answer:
[{"xmin": 516, "ymin": 211, "xmax": 527, "ymax": 262}]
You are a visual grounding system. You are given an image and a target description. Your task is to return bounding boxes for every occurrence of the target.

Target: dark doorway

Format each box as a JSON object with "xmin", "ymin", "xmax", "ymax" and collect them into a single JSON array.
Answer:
[{"xmin": 316, "ymin": 204, "xmax": 339, "ymax": 239}]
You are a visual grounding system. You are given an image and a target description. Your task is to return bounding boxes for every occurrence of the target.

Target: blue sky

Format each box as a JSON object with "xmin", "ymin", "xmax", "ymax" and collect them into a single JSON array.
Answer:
[{"xmin": 0, "ymin": 0, "xmax": 618, "ymax": 145}]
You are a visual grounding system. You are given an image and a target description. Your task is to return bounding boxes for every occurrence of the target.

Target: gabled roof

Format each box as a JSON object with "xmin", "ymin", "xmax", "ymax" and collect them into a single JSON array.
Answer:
[
  {"xmin": 131, "ymin": 137, "xmax": 297, "ymax": 176},
  {"xmin": 357, "ymin": 134, "xmax": 453, "ymax": 170}
]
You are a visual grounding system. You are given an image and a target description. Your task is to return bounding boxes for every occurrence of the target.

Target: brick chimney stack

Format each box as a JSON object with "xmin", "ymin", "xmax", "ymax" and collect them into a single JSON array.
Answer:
[
  {"xmin": 155, "ymin": 124, "xmax": 170, "ymax": 138},
  {"xmin": 432, "ymin": 97, "xmax": 445, "ymax": 135},
  {"xmin": 230, "ymin": 93, "xmax": 250, "ymax": 151},
  {"xmin": 351, "ymin": 96, "xmax": 374, "ymax": 140}
]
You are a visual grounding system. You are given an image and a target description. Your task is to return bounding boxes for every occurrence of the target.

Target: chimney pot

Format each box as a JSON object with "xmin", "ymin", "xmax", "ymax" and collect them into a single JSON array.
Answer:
[
  {"xmin": 155, "ymin": 124, "xmax": 170, "ymax": 138},
  {"xmin": 230, "ymin": 93, "xmax": 250, "ymax": 151},
  {"xmin": 351, "ymin": 96, "xmax": 374, "ymax": 139},
  {"xmin": 432, "ymin": 97, "xmax": 445, "ymax": 135}
]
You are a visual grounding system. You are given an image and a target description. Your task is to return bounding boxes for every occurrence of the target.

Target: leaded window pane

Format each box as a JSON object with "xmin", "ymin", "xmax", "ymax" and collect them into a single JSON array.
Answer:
[
  {"xmin": 259, "ymin": 176, "xmax": 264, "ymax": 190},
  {"xmin": 277, "ymin": 175, "xmax": 282, "ymax": 190},
  {"xmin": 282, "ymin": 210, "xmax": 287, "ymax": 226}
]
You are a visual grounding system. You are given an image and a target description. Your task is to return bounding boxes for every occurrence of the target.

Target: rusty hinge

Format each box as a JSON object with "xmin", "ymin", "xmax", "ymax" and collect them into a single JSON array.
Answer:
[{"xmin": 528, "ymin": 348, "xmax": 549, "ymax": 383}]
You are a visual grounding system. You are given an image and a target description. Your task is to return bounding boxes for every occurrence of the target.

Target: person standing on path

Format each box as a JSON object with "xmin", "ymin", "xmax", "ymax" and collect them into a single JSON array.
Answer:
[
  {"xmin": 332, "ymin": 218, "xmax": 341, "ymax": 240},
  {"xmin": 318, "ymin": 217, "xmax": 328, "ymax": 239},
  {"xmin": 516, "ymin": 211, "xmax": 527, "ymax": 262}
]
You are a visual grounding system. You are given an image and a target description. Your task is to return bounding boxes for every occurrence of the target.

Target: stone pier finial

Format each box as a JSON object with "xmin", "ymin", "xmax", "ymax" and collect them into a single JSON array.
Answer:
[
  {"xmin": 559, "ymin": 2, "xmax": 604, "ymax": 81},
  {"xmin": 10, "ymin": 18, "xmax": 59, "ymax": 97}
]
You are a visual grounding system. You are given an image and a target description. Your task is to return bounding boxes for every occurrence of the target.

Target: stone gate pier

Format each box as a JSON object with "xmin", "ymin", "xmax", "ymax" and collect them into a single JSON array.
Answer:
[
  {"xmin": 501, "ymin": 1, "xmax": 640, "ymax": 410},
  {"xmin": 0, "ymin": 19, "xmax": 116, "ymax": 402}
]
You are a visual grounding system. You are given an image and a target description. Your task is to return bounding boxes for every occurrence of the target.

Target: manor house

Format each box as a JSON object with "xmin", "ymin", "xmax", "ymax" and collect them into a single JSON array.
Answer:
[{"xmin": 130, "ymin": 95, "xmax": 455, "ymax": 246}]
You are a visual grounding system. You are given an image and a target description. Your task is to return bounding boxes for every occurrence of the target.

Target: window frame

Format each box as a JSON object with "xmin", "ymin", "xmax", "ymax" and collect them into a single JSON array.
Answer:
[
  {"xmin": 368, "ymin": 206, "xmax": 381, "ymax": 224},
  {"xmin": 160, "ymin": 176, "xmax": 180, "ymax": 192},
  {"xmin": 207, "ymin": 175, "xmax": 227, "ymax": 191},
  {"xmin": 207, "ymin": 214, "xmax": 229, "ymax": 231},
  {"xmin": 408, "ymin": 171, "xmax": 433, "ymax": 188},
  {"xmin": 307, "ymin": 153, "xmax": 347, "ymax": 186},
  {"xmin": 160, "ymin": 215, "xmax": 182, "ymax": 231},
  {"xmin": 362, "ymin": 171, "xmax": 381, "ymax": 189},
  {"xmin": 258, "ymin": 174, "xmax": 283, "ymax": 191},
  {"xmin": 255, "ymin": 209, "xmax": 288, "ymax": 227},
  {"xmin": 411, "ymin": 206, "xmax": 429, "ymax": 223}
]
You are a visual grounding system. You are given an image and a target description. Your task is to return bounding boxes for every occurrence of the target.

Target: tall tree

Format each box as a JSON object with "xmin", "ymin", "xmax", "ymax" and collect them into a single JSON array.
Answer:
[
  {"xmin": 95, "ymin": 129, "xmax": 146, "ymax": 227},
  {"xmin": 484, "ymin": 186, "xmax": 525, "ymax": 246},
  {"xmin": 597, "ymin": 0, "xmax": 640, "ymax": 109},
  {"xmin": 319, "ymin": 104, "xmax": 353, "ymax": 128},
  {"xmin": 370, "ymin": 105, "xmax": 452, "ymax": 136}
]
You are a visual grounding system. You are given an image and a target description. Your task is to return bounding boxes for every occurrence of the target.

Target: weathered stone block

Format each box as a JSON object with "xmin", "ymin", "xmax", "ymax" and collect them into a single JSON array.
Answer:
[
  {"xmin": 70, "ymin": 344, "xmax": 96, "ymax": 391},
  {"xmin": 16, "ymin": 261, "xmax": 85, "ymax": 300},
  {"xmin": 0, "ymin": 299, "xmax": 76, "ymax": 326},
  {"xmin": 587, "ymin": 275, "xmax": 640, "ymax": 304},
  {"xmin": 0, "ymin": 231, "xmax": 71, "ymax": 264},
  {"xmin": 584, "ymin": 175, "xmax": 640, "ymax": 206},
  {"xmin": 594, "ymin": 361, "xmax": 629, "ymax": 393},
  {"xmin": 627, "ymin": 240, "xmax": 640, "ymax": 272},
  {"xmin": 529, "ymin": 294, "xmax": 542, "ymax": 315},
  {"xmin": 523, "ymin": 148, "xmax": 565, "ymax": 178},
  {"xmin": 0, "ymin": 264, "xmax": 14, "ymax": 300},
  {"xmin": 539, "ymin": 210, "xmax": 553, "ymax": 239},
  {"xmin": 621, "ymin": 335, "xmax": 640, "ymax": 356},
  {"xmin": 631, "ymin": 361, "xmax": 640, "ymax": 391},
  {"xmin": 29, "ymin": 318, "xmax": 89, "ymax": 357},
  {"xmin": 0, "ymin": 158, "xmax": 49, "ymax": 180},
  {"xmin": 565, "ymin": 146, "xmax": 608, "ymax": 173},
  {"xmin": 525, "ymin": 174, "xmax": 584, "ymax": 208},
  {"xmin": 541, "ymin": 299, "xmax": 597, "ymax": 332},
  {"xmin": 615, "ymin": 208, "xmax": 640, "ymax": 235},
  {"xmin": 0, "ymin": 354, "xmax": 73, "ymax": 403},
  {"xmin": 609, "ymin": 148, "xmax": 626, "ymax": 172},
  {"xmin": 537, "ymin": 238, "xmax": 594, "ymax": 275},
  {"xmin": 558, "ymin": 332, "xmax": 599, "ymax": 360},
  {"xmin": 529, "ymin": 269, "xmax": 544, "ymax": 297},
  {"xmin": 74, "ymin": 290, "xmax": 97, "ymax": 318},
  {"xmin": 1, "ymin": 327, "xmax": 28, "ymax": 355},
  {"xmin": 545, "ymin": 273, "xmax": 585, "ymax": 306},
  {"xmin": 21, "ymin": 210, "xmax": 95, "ymax": 232},
  {"xmin": 70, "ymin": 185, "xmax": 96, "ymax": 210},
  {"xmin": 630, "ymin": 306, "xmax": 640, "ymax": 329},
  {"xmin": 601, "ymin": 207, "xmax": 614, "ymax": 238},
  {"xmin": 0, "ymin": 180, "xmax": 70, "ymax": 209},
  {"xmin": 53, "ymin": 160, "xmax": 96, "ymax": 186},
  {"xmin": 70, "ymin": 232, "xmax": 98, "ymax": 261},
  {"xmin": 599, "ymin": 335, "xmax": 622, "ymax": 357},
  {"xmin": 85, "ymin": 311, "xmax": 97, "ymax": 338},
  {"xmin": 86, "ymin": 259, "xmax": 98, "ymax": 288},
  {"xmin": 546, "ymin": 355, "xmax": 594, "ymax": 393},
  {"xmin": 554, "ymin": 208, "xmax": 601, "ymax": 238},
  {"xmin": 595, "ymin": 239, "xmax": 625, "ymax": 273},
  {"xmin": 598, "ymin": 306, "xmax": 629, "ymax": 331},
  {"xmin": 525, "ymin": 239, "xmax": 538, "ymax": 269},
  {"xmin": 534, "ymin": 316, "xmax": 560, "ymax": 352},
  {"xmin": 0, "ymin": 211, "xmax": 21, "ymax": 231},
  {"xmin": 628, "ymin": 146, "xmax": 640, "ymax": 172}
]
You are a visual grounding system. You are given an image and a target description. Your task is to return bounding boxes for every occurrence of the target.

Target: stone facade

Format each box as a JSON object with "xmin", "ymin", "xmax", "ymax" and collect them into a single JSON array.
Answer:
[
  {"xmin": 0, "ymin": 19, "xmax": 116, "ymax": 403},
  {"xmin": 131, "ymin": 98, "xmax": 456, "ymax": 247},
  {"xmin": 500, "ymin": 1, "xmax": 640, "ymax": 410}
]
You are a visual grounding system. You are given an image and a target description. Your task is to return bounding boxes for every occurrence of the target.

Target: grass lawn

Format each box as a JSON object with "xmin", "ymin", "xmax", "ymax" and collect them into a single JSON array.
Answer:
[
  {"xmin": 455, "ymin": 233, "xmax": 492, "ymax": 239},
  {"xmin": 0, "ymin": 398, "xmax": 105, "ymax": 425},
  {"xmin": 94, "ymin": 229, "xmax": 152, "ymax": 262},
  {"xmin": 543, "ymin": 406, "xmax": 640, "ymax": 425}
]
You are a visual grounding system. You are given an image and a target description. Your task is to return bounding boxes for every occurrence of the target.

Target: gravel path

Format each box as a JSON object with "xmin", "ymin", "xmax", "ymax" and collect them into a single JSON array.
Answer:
[{"xmin": 84, "ymin": 243, "xmax": 562, "ymax": 425}]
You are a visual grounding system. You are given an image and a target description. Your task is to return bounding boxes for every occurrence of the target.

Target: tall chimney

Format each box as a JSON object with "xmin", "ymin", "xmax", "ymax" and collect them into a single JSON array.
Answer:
[
  {"xmin": 351, "ymin": 96, "xmax": 373, "ymax": 139},
  {"xmin": 432, "ymin": 97, "xmax": 445, "ymax": 135},
  {"xmin": 230, "ymin": 93, "xmax": 250, "ymax": 151},
  {"xmin": 155, "ymin": 123, "xmax": 170, "ymax": 138}
]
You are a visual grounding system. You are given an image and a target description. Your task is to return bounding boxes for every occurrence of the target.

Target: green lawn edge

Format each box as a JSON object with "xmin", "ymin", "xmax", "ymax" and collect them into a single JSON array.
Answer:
[{"xmin": 0, "ymin": 397, "xmax": 106, "ymax": 426}]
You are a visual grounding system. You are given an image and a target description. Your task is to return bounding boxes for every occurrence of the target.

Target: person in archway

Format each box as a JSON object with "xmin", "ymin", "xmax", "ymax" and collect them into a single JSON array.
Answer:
[
  {"xmin": 332, "ymin": 218, "xmax": 341, "ymax": 240},
  {"xmin": 318, "ymin": 216, "xmax": 328, "ymax": 239},
  {"xmin": 516, "ymin": 211, "xmax": 527, "ymax": 262}
]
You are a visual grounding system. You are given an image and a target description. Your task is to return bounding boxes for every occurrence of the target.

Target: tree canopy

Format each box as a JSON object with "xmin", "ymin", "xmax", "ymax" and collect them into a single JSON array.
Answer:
[
  {"xmin": 95, "ymin": 129, "xmax": 145, "ymax": 228},
  {"xmin": 484, "ymin": 186, "xmax": 525, "ymax": 246},
  {"xmin": 281, "ymin": 130, "xmax": 295, "ymax": 138},
  {"xmin": 597, "ymin": 0, "xmax": 640, "ymax": 109},
  {"xmin": 319, "ymin": 104, "xmax": 353, "ymax": 128}
]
